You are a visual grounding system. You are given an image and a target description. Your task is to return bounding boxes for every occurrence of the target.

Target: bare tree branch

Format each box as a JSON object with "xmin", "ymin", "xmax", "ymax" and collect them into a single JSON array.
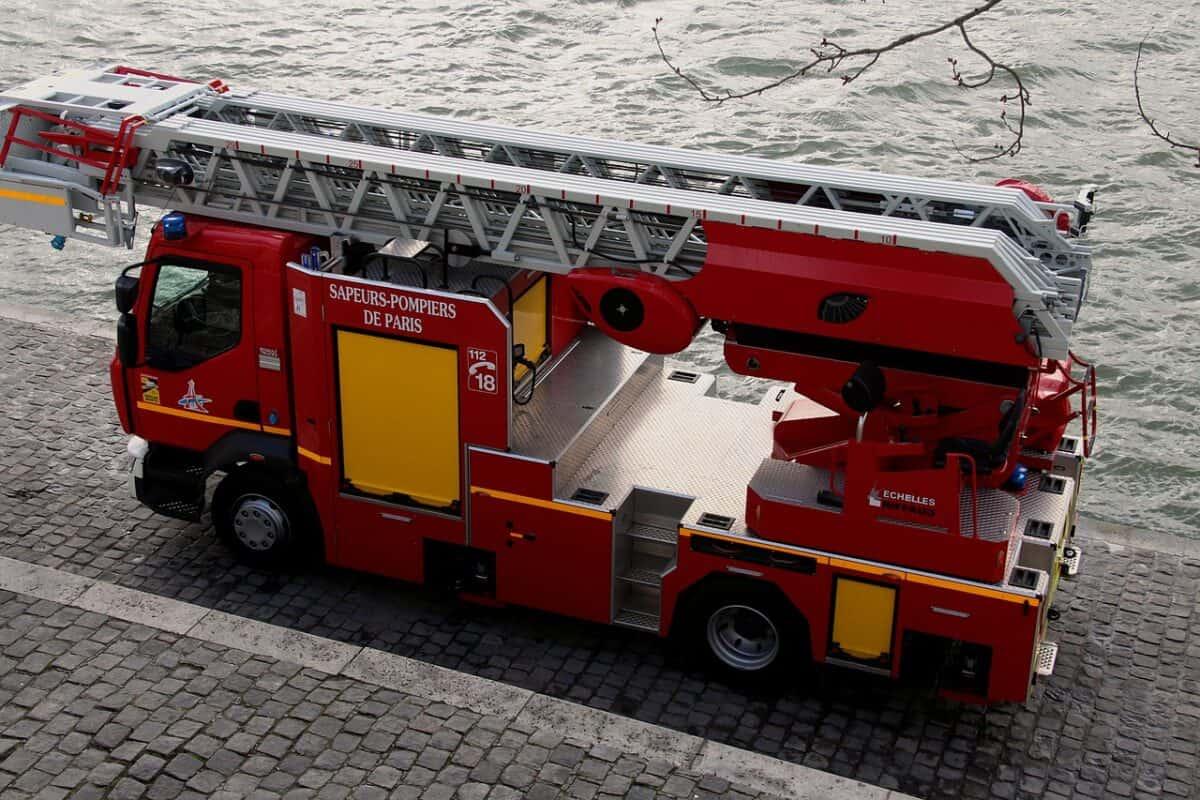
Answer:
[
  {"xmin": 1134, "ymin": 36, "xmax": 1200, "ymax": 167},
  {"xmin": 652, "ymin": 0, "xmax": 1029, "ymax": 161}
]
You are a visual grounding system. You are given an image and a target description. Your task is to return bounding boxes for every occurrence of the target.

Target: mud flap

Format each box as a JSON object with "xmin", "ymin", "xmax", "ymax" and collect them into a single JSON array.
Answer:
[{"xmin": 132, "ymin": 444, "xmax": 206, "ymax": 522}]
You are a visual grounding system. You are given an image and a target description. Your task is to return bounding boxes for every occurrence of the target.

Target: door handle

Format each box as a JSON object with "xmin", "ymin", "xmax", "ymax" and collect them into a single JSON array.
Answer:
[{"xmin": 233, "ymin": 399, "xmax": 260, "ymax": 423}]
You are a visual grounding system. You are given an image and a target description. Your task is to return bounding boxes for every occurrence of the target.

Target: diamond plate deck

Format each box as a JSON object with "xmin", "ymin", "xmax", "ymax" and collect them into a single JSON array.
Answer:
[
  {"xmin": 511, "ymin": 328, "xmax": 653, "ymax": 462},
  {"xmin": 959, "ymin": 487, "xmax": 1019, "ymax": 542},
  {"xmin": 748, "ymin": 458, "xmax": 843, "ymax": 513},
  {"xmin": 1015, "ymin": 472, "xmax": 1076, "ymax": 547},
  {"xmin": 554, "ymin": 370, "xmax": 779, "ymax": 533}
]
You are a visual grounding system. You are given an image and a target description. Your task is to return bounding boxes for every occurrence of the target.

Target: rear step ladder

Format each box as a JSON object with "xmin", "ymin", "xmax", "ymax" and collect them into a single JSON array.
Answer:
[{"xmin": 612, "ymin": 490, "xmax": 692, "ymax": 633}]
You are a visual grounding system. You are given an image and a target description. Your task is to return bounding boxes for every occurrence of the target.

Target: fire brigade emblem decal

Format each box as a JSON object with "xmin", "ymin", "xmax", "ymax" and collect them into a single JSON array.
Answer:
[
  {"xmin": 140, "ymin": 375, "xmax": 160, "ymax": 405},
  {"xmin": 467, "ymin": 348, "xmax": 499, "ymax": 395},
  {"xmin": 870, "ymin": 485, "xmax": 938, "ymax": 518},
  {"xmin": 177, "ymin": 380, "xmax": 212, "ymax": 414}
]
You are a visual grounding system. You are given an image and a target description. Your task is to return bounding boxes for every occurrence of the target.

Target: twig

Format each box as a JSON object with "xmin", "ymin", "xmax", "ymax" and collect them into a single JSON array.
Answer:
[
  {"xmin": 1134, "ymin": 36, "xmax": 1200, "ymax": 167},
  {"xmin": 653, "ymin": 0, "xmax": 1028, "ymax": 161}
]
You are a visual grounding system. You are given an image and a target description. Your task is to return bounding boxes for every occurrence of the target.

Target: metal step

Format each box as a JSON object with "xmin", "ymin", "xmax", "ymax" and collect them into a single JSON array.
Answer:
[
  {"xmin": 1035, "ymin": 641, "xmax": 1059, "ymax": 677},
  {"xmin": 613, "ymin": 608, "xmax": 660, "ymax": 632},
  {"xmin": 626, "ymin": 524, "xmax": 678, "ymax": 545},
  {"xmin": 618, "ymin": 566, "xmax": 666, "ymax": 587},
  {"xmin": 1061, "ymin": 545, "xmax": 1082, "ymax": 578}
]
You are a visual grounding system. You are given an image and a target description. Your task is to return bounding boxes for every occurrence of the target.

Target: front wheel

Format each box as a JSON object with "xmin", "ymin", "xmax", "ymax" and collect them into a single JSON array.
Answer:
[{"xmin": 212, "ymin": 469, "xmax": 313, "ymax": 567}]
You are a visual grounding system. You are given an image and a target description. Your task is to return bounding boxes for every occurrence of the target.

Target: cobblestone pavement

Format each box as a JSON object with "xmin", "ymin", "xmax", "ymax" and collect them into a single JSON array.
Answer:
[
  {"xmin": 0, "ymin": 588, "xmax": 788, "ymax": 800},
  {"xmin": 2, "ymin": 314, "xmax": 1200, "ymax": 799}
]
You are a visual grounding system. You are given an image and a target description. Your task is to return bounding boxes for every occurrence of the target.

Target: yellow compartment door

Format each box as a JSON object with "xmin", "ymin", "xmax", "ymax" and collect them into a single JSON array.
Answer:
[
  {"xmin": 337, "ymin": 330, "xmax": 460, "ymax": 509},
  {"xmin": 830, "ymin": 577, "xmax": 897, "ymax": 665},
  {"xmin": 512, "ymin": 277, "xmax": 547, "ymax": 380}
]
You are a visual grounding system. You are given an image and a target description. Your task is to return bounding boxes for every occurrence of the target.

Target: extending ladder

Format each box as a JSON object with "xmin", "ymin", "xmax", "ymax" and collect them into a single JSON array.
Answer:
[{"xmin": 0, "ymin": 65, "xmax": 1093, "ymax": 358}]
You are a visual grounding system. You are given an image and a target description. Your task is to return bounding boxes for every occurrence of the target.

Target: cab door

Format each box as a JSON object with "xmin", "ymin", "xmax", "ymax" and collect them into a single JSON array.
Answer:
[{"xmin": 130, "ymin": 258, "xmax": 260, "ymax": 451}]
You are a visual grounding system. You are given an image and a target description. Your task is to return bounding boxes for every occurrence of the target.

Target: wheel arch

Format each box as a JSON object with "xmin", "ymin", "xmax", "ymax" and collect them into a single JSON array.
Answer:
[
  {"xmin": 210, "ymin": 454, "xmax": 325, "ymax": 564},
  {"xmin": 203, "ymin": 430, "xmax": 295, "ymax": 475},
  {"xmin": 669, "ymin": 571, "xmax": 811, "ymax": 648}
]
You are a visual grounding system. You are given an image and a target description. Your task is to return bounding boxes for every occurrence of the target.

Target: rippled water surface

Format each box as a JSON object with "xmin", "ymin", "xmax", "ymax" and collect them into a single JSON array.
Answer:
[{"xmin": 0, "ymin": 1, "xmax": 1197, "ymax": 536}]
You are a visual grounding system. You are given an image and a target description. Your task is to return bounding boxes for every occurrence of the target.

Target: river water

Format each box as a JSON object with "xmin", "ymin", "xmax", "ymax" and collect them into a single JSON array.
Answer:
[{"xmin": 0, "ymin": 0, "xmax": 1197, "ymax": 537}]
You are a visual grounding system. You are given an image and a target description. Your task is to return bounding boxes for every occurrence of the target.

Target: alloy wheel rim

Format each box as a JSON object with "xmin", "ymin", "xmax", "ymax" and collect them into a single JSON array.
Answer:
[
  {"xmin": 706, "ymin": 604, "xmax": 780, "ymax": 671},
  {"xmin": 232, "ymin": 494, "xmax": 287, "ymax": 552}
]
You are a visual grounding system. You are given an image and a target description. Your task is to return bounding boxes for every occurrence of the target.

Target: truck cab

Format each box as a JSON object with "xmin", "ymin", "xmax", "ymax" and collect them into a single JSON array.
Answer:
[{"xmin": 114, "ymin": 215, "xmax": 316, "ymax": 520}]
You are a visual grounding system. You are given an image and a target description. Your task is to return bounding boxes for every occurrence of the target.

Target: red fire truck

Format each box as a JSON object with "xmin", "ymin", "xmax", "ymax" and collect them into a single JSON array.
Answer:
[{"xmin": 0, "ymin": 66, "xmax": 1098, "ymax": 703}]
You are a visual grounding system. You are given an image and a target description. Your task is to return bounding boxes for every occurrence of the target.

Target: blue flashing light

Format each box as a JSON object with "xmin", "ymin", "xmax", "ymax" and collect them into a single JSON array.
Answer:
[
  {"xmin": 161, "ymin": 212, "xmax": 188, "ymax": 241},
  {"xmin": 1005, "ymin": 464, "xmax": 1030, "ymax": 491},
  {"xmin": 49, "ymin": 235, "xmax": 66, "ymax": 250}
]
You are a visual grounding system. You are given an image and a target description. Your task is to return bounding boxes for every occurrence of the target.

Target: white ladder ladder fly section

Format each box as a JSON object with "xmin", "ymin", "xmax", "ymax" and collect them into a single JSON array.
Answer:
[{"xmin": 0, "ymin": 65, "xmax": 1088, "ymax": 358}]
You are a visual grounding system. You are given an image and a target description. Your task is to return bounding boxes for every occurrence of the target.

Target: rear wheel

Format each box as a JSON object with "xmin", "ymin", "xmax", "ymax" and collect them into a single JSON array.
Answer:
[
  {"xmin": 684, "ymin": 584, "xmax": 808, "ymax": 685},
  {"xmin": 212, "ymin": 468, "xmax": 314, "ymax": 567},
  {"xmin": 706, "ymin": 603, "xmax": 781, "ymax": 672}
]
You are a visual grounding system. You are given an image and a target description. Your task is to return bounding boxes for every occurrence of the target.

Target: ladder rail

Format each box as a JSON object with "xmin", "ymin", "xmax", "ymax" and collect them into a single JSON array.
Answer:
[
  {"xmin": 0, "ymin": 64, "xmax": 1087, "ymax": 357},
  {"xmin": 202, "ymin": 90, "xmax": 1091, "ymax": 273},
  {"xmin": 131, "ymin": 114, "xmax": 1074, "ymax": 354}
]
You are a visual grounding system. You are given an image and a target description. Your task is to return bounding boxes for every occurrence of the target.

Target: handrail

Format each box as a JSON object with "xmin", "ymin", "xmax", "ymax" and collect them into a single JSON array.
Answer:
[
  {"xmin": 0, "ymin": 105, "xmax": 142, "ymax": 195},
  {"xmin": 946, "ymin": 452, "xmax": 979, "ymax": 537},
  {"xmin": 1040, "ymin": 352, "xmax": 1098, "ymax": 457},
  {"xmin": 1068, "ymin": 350, "xmax": 1098, "ymax": 456}
]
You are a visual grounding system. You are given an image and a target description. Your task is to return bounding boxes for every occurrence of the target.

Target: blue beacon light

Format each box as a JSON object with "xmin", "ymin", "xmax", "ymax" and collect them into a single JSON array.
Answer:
[{"xmin": 161, "ymin": 212, "xmax": 188, "ymax": 240}]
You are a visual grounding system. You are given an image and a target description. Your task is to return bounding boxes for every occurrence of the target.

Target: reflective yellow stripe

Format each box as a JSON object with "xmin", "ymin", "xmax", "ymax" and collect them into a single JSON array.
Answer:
[
  {"xmin": 681, "ymin": 528, "xmax": 831, "ymax": 565},
  {"xmin": 262, "ymin": 424, "xmax": 292, "ymax": 436},
  {"xmin": 298, "ymin": 446, "xmax": 332, "ymax": 466},
  {"xmin": 0, "ymin": 187, "xmax": 67, "ymax": 206},
  {"xmin": 829, "ymin": 558, "xmax": 903, "ymax": 580},
  {"xmin": 906, "ymin": 572, "xmax": 1038, "ymax": 605},
  {"xmin": 470, "ymin": 486, "xmax": 612, "ymax": 521},
  {"xmin": 684, "ymin": 529, "xmax": 1034, "ymax": 605},
  {"xmin": 137, "ymin": 401, "xmax": 260, "ymax": 431}
]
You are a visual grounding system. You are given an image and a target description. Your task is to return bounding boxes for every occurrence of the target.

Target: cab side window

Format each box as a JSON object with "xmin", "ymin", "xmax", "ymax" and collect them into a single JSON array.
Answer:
[{"xmin": 146, "ymin": 262, "xmax": 242, "ymax": 370}]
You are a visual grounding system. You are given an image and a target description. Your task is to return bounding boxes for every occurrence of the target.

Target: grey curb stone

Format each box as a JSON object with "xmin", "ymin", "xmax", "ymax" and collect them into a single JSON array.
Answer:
[
  {"xmin": 0, "ymin": 557, "xmax": 94, "ymax": 606},
  {"xmin": 188, "ymin": 610, "xmax": 360, "ymax": 674},
  {"xmin": 691, "ymin": 740, "xmax": 890, "ymax": 799},
  {"xmin": 0, "ymin": 551, "xmax": 911, "ymax": 799},
  {"xmin": 75, "ymin": 582, "xmax": 209, "ymax": 636},
  {"xmin": 341, "ymin": 647, "xmax": 532, "ymax": 720},
  {"xmin": 515, "ymin": 694, "xmax": 704, "ymax": 767}
]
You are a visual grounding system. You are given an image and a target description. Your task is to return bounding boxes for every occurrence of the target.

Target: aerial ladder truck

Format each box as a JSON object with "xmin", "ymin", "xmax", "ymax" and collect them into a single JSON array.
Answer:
[{"xmin": 0, "ymin": 65, "xmax": 1099, "ymax": 703}]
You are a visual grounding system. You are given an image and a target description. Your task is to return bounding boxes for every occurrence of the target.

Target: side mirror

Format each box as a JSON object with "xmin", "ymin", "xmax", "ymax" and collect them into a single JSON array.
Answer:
[
  {"xmin": 115, "ymin": 273, "xmax": 139, "ymax": 314},
  {"xmin": 115, "ymin": 262, "xmax": 149, "ymax": 314},
  {"xmin": 117, "ymin": 313, "xmax": 138, "ymax": 367}
]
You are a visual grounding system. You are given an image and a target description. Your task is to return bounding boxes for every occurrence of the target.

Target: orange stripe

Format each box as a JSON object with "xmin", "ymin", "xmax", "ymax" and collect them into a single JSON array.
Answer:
[
  {"xmin": 137, "ymin": 402, "xmax": 261, "ymax": 431},
  {"xmin": 684, "ymin": 530, "xmax": 1034, "ymax": 605},
  {"xmin": 681, "ymin": 528, "xmax": 831, "ymax": 566},
  {"xmin": 470, "ymin": 486, "xmax": 611, "ymax": 521},
  {"xmin": 298, "ymin": 446, "xmax": 332, "ymax": 466},
  {"xmin": 0, "ymin": 187, "xmax": 67, "ymax": 207}
]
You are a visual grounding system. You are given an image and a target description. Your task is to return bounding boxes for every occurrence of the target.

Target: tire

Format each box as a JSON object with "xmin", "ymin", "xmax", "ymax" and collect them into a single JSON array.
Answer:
[
  {"xmin": 684, "ymin": 583, "xmax": 809, "ymax": 686},
  {"xmin": 212, "ymin": 467, "xmax": 315, "ymax": 567}
]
